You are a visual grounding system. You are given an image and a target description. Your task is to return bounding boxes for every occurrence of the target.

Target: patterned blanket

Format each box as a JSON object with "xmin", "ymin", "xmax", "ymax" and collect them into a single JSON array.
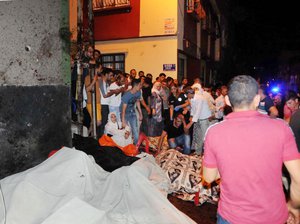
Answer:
[{"xmin": 155, "ymin": 149, "xmax": 219, "ymax": 205}]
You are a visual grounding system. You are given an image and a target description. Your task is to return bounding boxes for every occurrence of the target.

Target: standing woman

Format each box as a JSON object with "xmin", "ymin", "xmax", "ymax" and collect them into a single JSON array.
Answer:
[{"xmin": 148, "ymin": 82, "xmax": 164, "ymax": 136}]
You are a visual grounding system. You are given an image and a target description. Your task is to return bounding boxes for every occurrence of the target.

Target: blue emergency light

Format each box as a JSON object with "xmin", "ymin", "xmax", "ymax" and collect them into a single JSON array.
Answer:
[{"xmin": 270, "ymin": 86, "xmax": 280, "ymax": 94}]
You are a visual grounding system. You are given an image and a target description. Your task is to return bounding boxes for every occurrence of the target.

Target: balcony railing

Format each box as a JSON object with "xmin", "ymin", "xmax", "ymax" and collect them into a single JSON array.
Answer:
[{"xmin": 93, "ymin": 0, "xmax": 131, "ymax": 13}]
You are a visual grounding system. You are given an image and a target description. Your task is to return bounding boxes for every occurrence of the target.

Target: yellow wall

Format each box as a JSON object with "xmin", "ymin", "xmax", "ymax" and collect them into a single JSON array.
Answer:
[
  {"xmin": 95, "ymin": 36, "xmax": 178, "ymax": 79},
  {"xmin": 139, "ymin": 0, "xmax": 178, "ymax": 37}
]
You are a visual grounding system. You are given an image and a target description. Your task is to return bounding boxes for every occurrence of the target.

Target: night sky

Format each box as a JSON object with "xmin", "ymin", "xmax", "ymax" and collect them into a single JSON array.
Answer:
[{"xmin": 222, "ymin": 0, "xmax": 300, "ymax": 82}]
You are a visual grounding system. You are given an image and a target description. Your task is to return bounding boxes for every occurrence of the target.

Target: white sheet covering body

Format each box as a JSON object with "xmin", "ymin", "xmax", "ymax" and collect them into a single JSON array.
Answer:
[{"xmin": 0, "ymin": 147, "xmax": 196, "ymax": 224}]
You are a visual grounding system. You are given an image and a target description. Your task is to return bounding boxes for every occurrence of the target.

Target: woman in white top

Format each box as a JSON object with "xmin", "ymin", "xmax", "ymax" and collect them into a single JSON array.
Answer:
[
  {"xmin": 104, "ymin": 112, "xmax": 122, "ymax": 136},
  {"xmin": 105, "ymin": 112, "xmax": 133, "ymax": 146}
]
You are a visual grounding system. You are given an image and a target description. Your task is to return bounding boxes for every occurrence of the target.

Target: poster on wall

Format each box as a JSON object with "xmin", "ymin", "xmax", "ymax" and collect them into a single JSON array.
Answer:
[
  {"xmin": 164, "ymin": 18, "xmax": 175, "ymax": 34},
  {"xmin": 163, "ymin": 64, "xmax": 176, "ymax": 71}
]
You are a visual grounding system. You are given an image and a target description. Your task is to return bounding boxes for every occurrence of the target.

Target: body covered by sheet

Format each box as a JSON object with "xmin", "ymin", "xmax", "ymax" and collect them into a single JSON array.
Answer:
[
  {"xmin": 0, "ymin": 147, "xmax": 196, "ymax": 224},
  {"xmin": 155, "ymin": 149, "xmax": 219, "ymax": 205}
]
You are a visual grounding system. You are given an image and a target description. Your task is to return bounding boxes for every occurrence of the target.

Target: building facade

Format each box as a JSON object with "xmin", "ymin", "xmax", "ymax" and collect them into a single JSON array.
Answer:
[{"xmin": 71, "ymin": 0, "xmax": 227, "ymax": 85}]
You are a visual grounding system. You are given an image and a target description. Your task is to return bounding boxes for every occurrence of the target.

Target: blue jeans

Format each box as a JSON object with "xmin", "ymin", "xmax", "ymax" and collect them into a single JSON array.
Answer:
[
  {"xmin": 168, "ymin": 134, "xmax": 191, "ymax": 154},
  {"xmin": 125, "ymin": 112, "xmax": 139, "ymax": 145},
  {"xmin": 217, "ymin": 213, "xmax": 231, "ymax": 224}
]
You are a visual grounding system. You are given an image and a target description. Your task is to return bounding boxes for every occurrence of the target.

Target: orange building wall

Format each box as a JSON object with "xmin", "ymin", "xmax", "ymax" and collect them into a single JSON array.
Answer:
[{"xmin": 94, "ymin": 0, "xmax": 140, "ymax": 40}]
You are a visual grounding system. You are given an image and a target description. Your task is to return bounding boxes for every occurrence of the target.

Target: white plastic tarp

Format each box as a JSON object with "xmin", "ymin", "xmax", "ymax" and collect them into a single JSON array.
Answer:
[{"xmin": 0, "ymin": 147, "xmax": 196, "ymax": 224}]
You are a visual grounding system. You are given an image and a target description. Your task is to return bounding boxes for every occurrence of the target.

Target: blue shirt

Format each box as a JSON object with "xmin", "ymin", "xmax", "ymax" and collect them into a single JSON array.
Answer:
[{"xmin": 121, "ymin": 90, "xmax": 141, "ymax": 114}]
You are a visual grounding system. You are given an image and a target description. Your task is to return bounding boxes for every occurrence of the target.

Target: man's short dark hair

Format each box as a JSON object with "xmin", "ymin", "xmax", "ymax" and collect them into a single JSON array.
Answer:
[
  {"xmin": 116, "ymin": 72, "xmax": 125, "ymax": 82},
  {"xmin": 131, "ymin": 78, "xmax": 141, "ymax": 87},
  {"xmin": 174, "ymin": 112, "xmax": 184, "ymax": 120},
  {"xmin": 166, "ymin": 77, "xmax": 174, "ymax": 83},
  {"xmin": 159, "ymin": 73, "xmax": 166, "ymax": 77},
  {"xmin": 101, "ymin": 67, "xmax": 113, "ymax": 76},
  {"xmin": 144, "ymin": 77, "xmax": 152, "ymax": 85},
  {"xmin": 114, "ymin": 70, "xmax": 122, "ymax": 76},
  {"xmin": 94, "ymin": 49, "xmax": 101, "ymax": 55},
  {"xmin": 228, "ymin": 75, "xmax": 258, "ymax": 108}
]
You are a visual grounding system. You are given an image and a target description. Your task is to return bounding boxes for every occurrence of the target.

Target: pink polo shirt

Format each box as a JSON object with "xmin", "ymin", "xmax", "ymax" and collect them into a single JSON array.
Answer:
[{"xmin": 203, "ymin": 111, "xmax": 300, "ymax": 224}]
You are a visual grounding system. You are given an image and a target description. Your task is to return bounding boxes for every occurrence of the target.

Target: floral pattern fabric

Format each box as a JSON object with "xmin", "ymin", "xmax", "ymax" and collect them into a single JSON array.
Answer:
[{"xmin": 155, "ymin": 149, "xmax": 219, "ymax": 205}]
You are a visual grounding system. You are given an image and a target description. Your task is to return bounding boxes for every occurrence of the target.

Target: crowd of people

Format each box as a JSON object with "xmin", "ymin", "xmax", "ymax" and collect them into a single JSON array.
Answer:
[
  {"xmin": 71, "ymin": 45, "xmax": 300, "ymax": 157},
  {"xmin": 70, "ymin": 45, "xmax": 300, "ymax": 223}
]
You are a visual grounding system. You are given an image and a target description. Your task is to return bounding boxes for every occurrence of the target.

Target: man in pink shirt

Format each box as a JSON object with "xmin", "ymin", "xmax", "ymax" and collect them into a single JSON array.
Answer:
[{"xmin": 203, "ymin": 75, "xmax": 300, "ymax": 224}]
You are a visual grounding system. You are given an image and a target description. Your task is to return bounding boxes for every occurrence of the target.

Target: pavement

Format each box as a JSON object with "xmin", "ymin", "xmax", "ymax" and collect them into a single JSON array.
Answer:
[{"xmin": 168, "ymin": 194, "xmax": 218, "ymax": 224}]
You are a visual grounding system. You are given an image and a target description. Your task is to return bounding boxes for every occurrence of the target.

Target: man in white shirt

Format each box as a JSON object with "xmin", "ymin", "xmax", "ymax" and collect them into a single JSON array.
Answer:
[
  {"xmin": 215, "ymin": 85, "xmax": 228, "ymax": 121},
  {"xmin": 98, "ymin": 68, "xmax": 113, "ymax": 137},
  {"xmin": 192, "ymin": 83, "xmax": 216, "ymax": 119},
  {"xmin": 186, "ymin": 87, "xmax": 213, "ymax": 155},
  {"xmin": 107, "ymin": 72, "xmax": 126, "ymax": 123}
]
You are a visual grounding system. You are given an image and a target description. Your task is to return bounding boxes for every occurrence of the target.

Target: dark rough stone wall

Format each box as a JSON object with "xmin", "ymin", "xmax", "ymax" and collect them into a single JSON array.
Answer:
[
  {"xmin": 0, "ymin": 86, "xmax": 71, "ymax": 178},
  {"xmin": 0, "ymin": 0, "xmax": 71, "ymax": 179}
]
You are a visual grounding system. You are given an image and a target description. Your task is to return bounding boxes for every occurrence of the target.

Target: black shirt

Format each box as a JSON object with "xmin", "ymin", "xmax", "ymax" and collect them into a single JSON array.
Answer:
[
  {"xmin": 258, "ymin": 96, "xmax": 274, "ymax": 115},
  {"xmin": 164, "ymin": 122, "xmax": 184, "ymax": 139},
  {"xmin": 142, "ymin": 87, "xmax": 152, "ymax": 105},
  {"xmin": 169, "ymin": 92, "xmax": 190, "ymax": 122},
  {"xmin": 168, "ymin": 93, "xmax": 187, "ymax": 108},
  {"xmin": 276, "ymin": 102, "xmax": 285, "ymax": 119}
]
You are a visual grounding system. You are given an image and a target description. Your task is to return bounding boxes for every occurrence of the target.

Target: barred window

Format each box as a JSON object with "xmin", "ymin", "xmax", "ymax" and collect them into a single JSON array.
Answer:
[{"xmin": 102, "ymin": 53, "xmax": 125, "ymax": 72}]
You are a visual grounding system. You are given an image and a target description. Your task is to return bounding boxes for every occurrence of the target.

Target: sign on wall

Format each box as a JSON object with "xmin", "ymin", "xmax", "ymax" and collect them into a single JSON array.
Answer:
[
  {"xmin": 164, "ymin": 18, "xmax": 175, "ymax": 34},
  {"xmin": 163, "ymin": 64, "xmax": 176, "ymax": 71}
]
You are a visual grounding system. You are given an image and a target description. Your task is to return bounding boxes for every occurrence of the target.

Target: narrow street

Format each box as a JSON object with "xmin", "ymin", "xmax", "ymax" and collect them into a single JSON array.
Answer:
[{"xmin": 1, "ymin": 0, "xmax": 300, "ymax": 223}]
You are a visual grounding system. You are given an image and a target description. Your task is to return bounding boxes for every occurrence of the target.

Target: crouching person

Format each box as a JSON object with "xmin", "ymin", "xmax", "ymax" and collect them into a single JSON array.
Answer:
[
  {"xmin": 100, "ymin": 112, "xmax": 138, "ymax": 156},
  {"xmin": 157, "ymin": 113, "xmax": 191, "ymax": 154}
]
